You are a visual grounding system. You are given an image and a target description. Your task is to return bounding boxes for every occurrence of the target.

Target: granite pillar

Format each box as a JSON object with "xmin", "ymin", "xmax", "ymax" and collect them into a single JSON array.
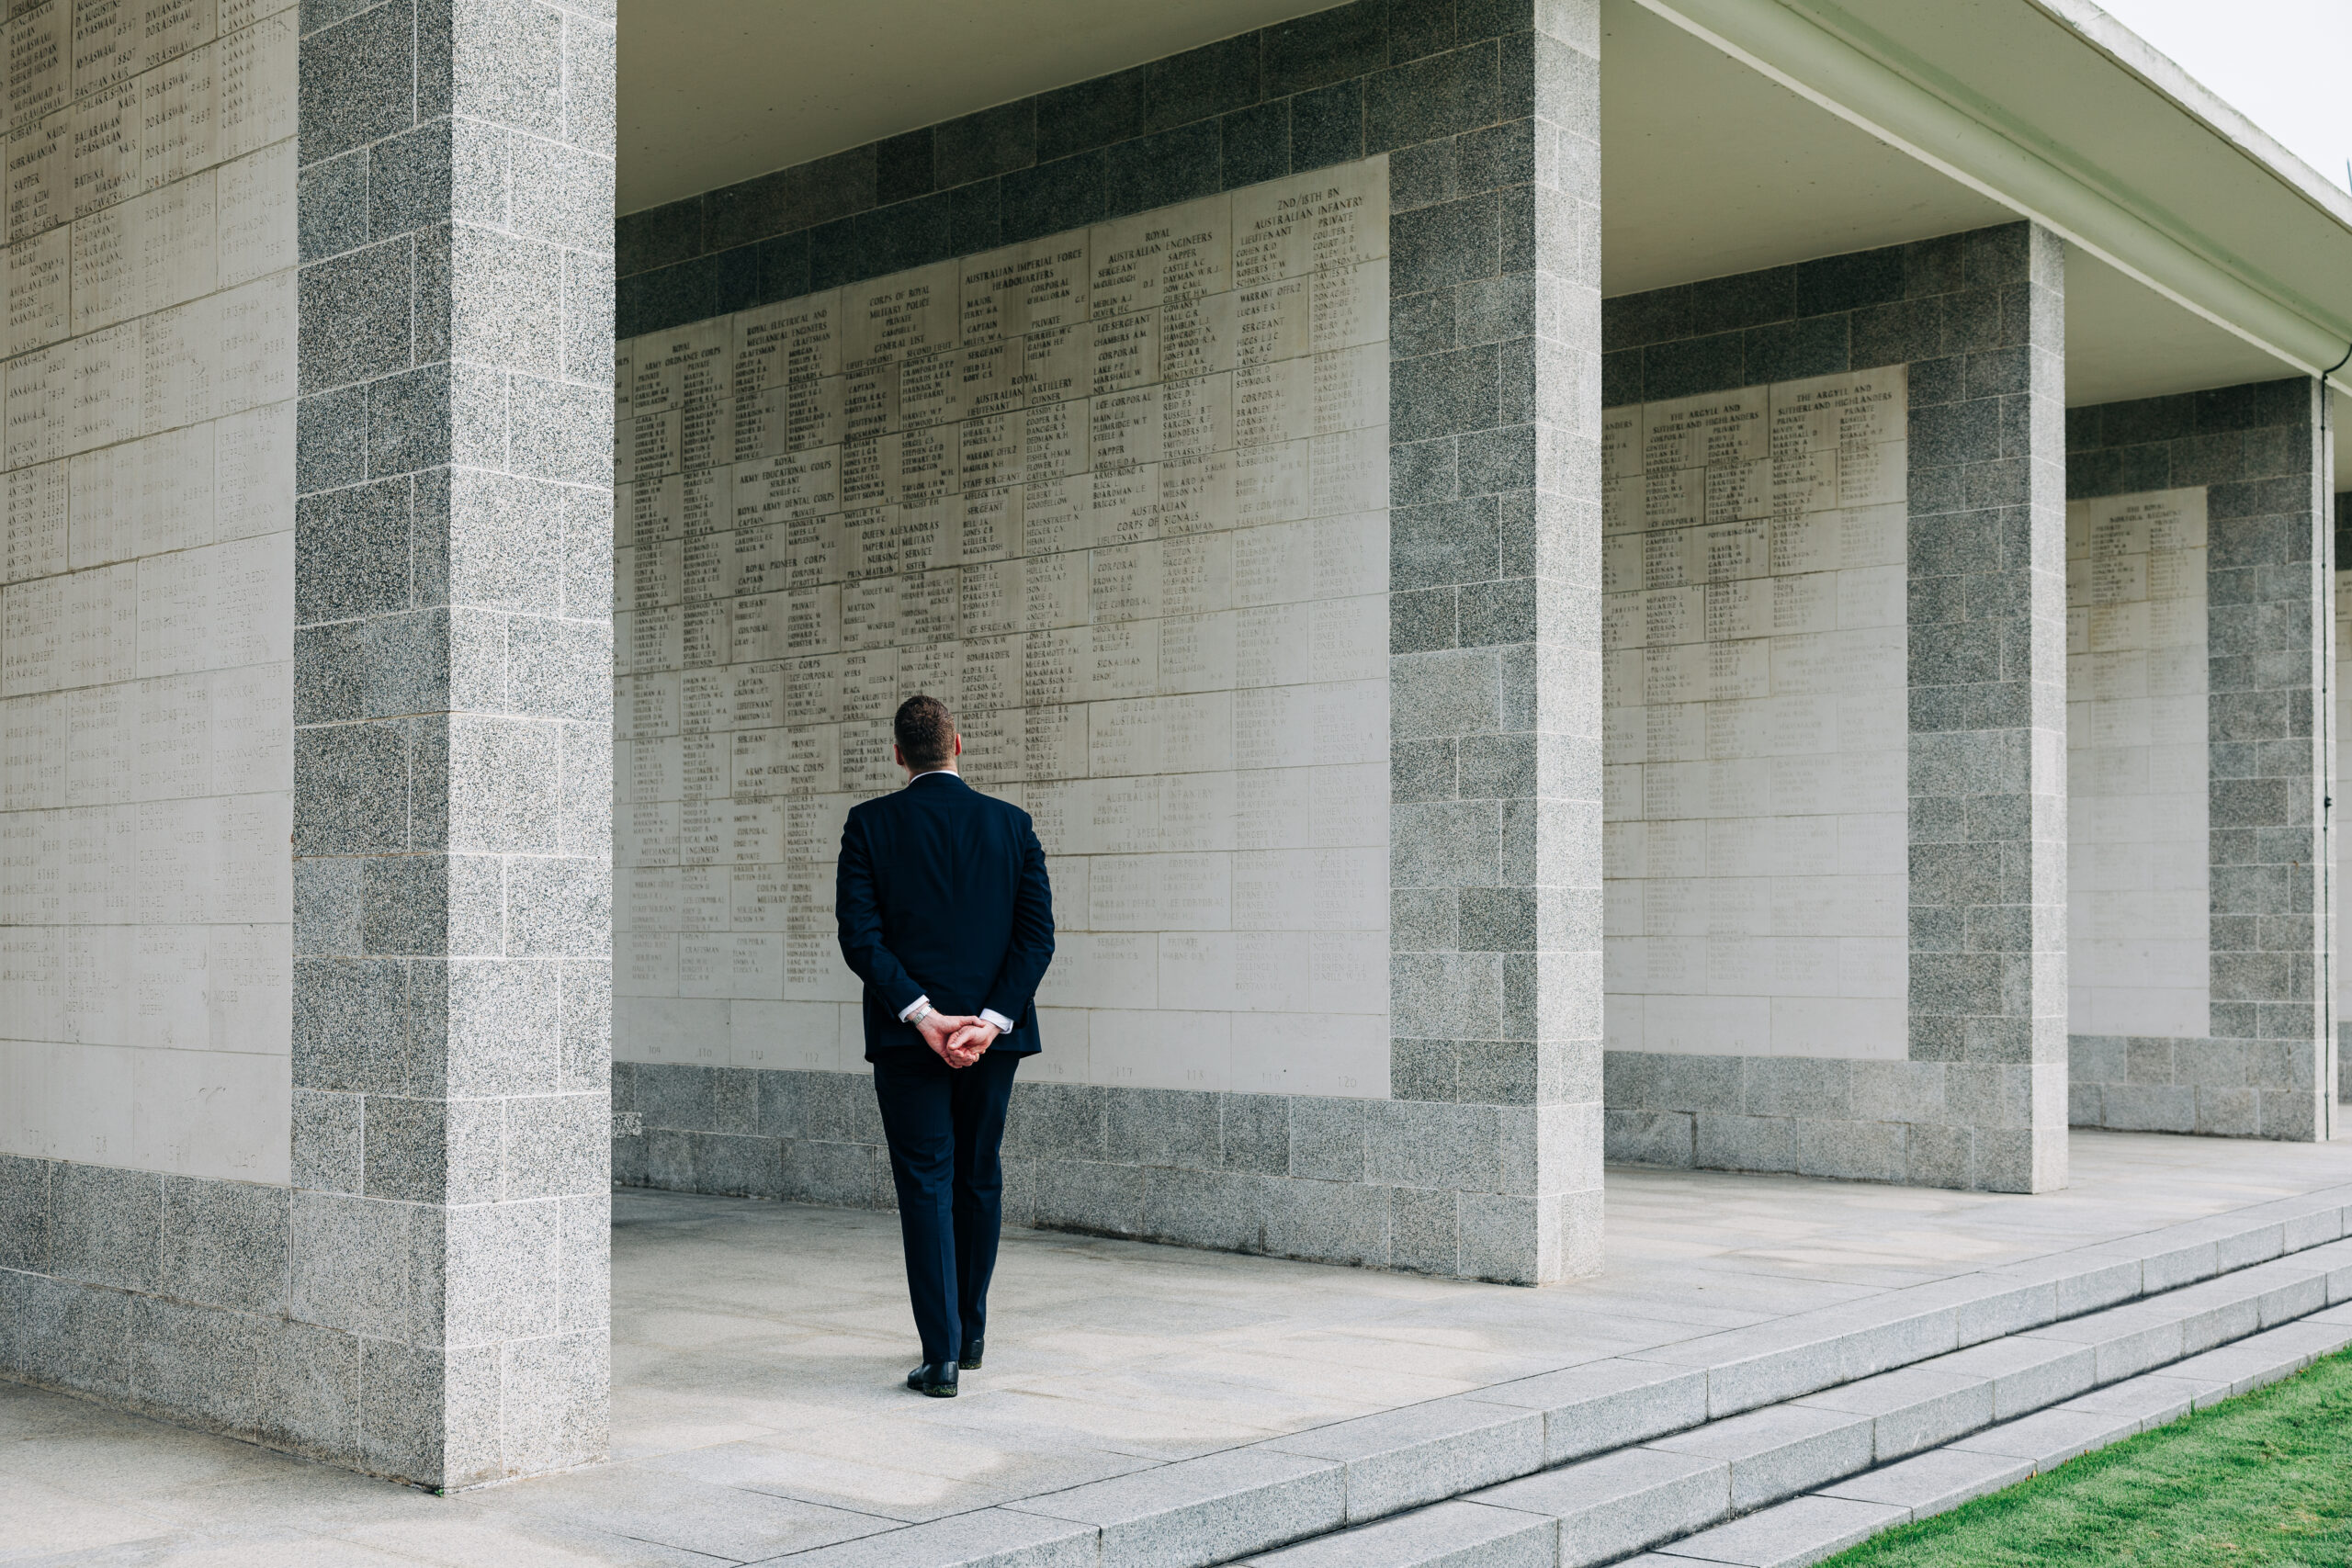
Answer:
[
  {"xmin": 1905, "ymin": 223, "xmax": 2069, "ymax": 1190},
  {"xmin": 2340, "ymin": 487, "xmax": 2351, "ymax": 1115},
  {"xmin": 1386, "ymin": 0, "xmax": 1606, "ymax": 1282},
  {"xmin": 2067, "ymin": 380, "xmax": 2336, "ymax": 1139},
  {"xmin": 0, "ymin": 0, "xmax": 612, "ymax": 1486},
  {"xmin": 1597, "ymin": 222, "xmax": 2071, "ymax": 1192}
]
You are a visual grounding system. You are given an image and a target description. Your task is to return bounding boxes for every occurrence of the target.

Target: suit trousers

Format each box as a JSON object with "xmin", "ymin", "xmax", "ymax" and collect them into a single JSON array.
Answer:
[{"xmin": 870, "ymin": 1046, "xmax": 1022, "ymax": 1365}]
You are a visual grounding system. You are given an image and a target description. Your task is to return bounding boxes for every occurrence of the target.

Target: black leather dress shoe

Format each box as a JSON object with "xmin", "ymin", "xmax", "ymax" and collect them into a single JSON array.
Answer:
[
  {"xmin": 906, "ymin": 1360, "xmax": 958, "ymax": 1397},
  {"xmin": 959, "ymin": 1337, "xmax": 984, "ymax": 1371}
]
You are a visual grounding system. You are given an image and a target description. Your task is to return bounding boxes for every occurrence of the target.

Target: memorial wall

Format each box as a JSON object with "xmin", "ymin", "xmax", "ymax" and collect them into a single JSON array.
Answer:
[
  {"xmin": 613, "ymin": 156, "xmax": 1394, "ymax": 1099},
  {"xmin": 0, "ymin": 0, "xmax": 298, "ymax": 1182},
  {"xmin": 1600, "ymin": 368, "xmax": 1909, "ymax": 1061},
  {"xmin": 2066, "ymin": 487, "xmax": 2209, "ymax": 1041},
  {"xmin": 0, "ymin": 0, "xmax": 618, "ymax": 1480}
]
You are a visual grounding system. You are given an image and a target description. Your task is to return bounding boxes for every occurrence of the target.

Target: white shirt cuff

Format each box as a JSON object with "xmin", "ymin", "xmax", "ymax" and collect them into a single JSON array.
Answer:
[
  {"xmin": 897, "ymin": 995, "xmax": 932, "ymax": 1022},
  {"xmin": 979, "ymin": 1009, "xmax": 1015, "ymax": 1034}
]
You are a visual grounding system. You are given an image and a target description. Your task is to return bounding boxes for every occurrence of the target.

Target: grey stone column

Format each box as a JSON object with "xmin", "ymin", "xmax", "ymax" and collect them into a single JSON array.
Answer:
[
  {"xmin": 2063, "ymin": 383, "xmax": 2335, "ymax": 1137},
  {"xmin": 2338, "ymin": 485, "xmax": 2350, "ymax": 1120},
  {"xmin": 2208, "ymin": 381, "xmax": 2335, "ymax": 1136},
  {"xmin": 1907, "ymin": 223, "xmax": 2068, "ymax": 1191},
  {"xmin": 1388, "ymin": 0, "xmax": 1604, "ymax": 1282},
  {"xmin": 287, "ymin": 0, "xmax": 615, "ymax": 1486}
]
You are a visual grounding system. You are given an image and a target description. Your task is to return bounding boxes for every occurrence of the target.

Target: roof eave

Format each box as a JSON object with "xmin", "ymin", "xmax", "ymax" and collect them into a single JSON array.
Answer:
[
  {"xmin": 1630, "ymin": 0, "xmax": 2352, "ymax": 382},
  {"xmin": 2024, "ymin": 0, "xmax": 2352, "ymax": 238}
]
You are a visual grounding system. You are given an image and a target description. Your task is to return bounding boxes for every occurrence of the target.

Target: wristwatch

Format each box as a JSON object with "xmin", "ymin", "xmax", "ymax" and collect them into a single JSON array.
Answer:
[{"xmin": 906, "ymin": 1001, "xmax": 934, "ymax": 1027}]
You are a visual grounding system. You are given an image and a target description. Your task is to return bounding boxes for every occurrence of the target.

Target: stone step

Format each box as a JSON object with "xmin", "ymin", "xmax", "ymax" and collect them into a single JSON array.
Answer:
[
  {"xmin": 1785, "ymin": 1363, "xmax": 1992, "ymax": 1463},
  {"xmin": 1007, "ymin": 1449, "xmax": 1347, "ymax": 1568},
  {"xmin": 785, "ymin": 1182, "xmax": 2352, "ymax": 1568},
  {"xmin": 1210, "ymin": 1234, "xmax": 2352, "ymax": 1568},
  {"xmin": 1621, "ymin": 1305, "xmax": 2352, "ymax": 1568},
  {"xmin": 1257, "ymin": 1397, "xmax": 1547, "ymax": 1524},
  {"xmin": 1618, "ymin": 1495, "xmax": 1908, "ymax": 1568},
  {"xmin": 1644, "ymin": 1405, "xmax": 1875, "ymax": 1515},
  {"xmin": 1453, "ymin": 1449, "xmax": 1730, "ymax": 1568},
  {"xmin": 1218, "ymin": 1502, "xmax": 1555, "ymax": 1568},
  {"xmin": 1228, "ymin": 1227, "xmax": 2352, "ymax": 1555}
]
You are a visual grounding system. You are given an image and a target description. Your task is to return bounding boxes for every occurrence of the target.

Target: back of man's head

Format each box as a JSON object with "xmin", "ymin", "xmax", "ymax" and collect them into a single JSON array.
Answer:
[{"xmin": 894, "ymin": 694, "xmax": 956, "ymax": 771}]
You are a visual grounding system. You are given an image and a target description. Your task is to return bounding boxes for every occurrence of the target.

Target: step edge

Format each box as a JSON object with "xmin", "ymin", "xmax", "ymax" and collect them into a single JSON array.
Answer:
[
  {"xmin": 1623, "ymin": 1318, "xmax": 2352, "ymax": 1568},
  {"xmin": 1201, "ymin": 1260, "xmax": 2352, "ymax": 1566},
  {"xmin": 1210, "ymin": 1222, "xmax": 2352, "ymax": 1551},
  {"xmin": 902, "ymin": 1188, "xmax": 2352, "ymax": 1568}
]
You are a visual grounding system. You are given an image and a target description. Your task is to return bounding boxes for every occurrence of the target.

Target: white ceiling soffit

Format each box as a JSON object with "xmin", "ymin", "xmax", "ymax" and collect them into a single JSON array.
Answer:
[
  {"xmin": 2064, "ymin": 251, "xmax": 2312, "ymax": 400},
  {"xmin": 616, "ymin": 0, "xmax": 2352, "ymax": 475},
  {"xmin": 616, "ymin": 0, "xmax": 1329, "ymax": 213},
  {"xmin": 1626, "ymin": 0, "xmax": 2352, "ymax": 385},
  {"xmin": 1596, "ymin": 1, "xmax": 2011, "ymax": 294}
]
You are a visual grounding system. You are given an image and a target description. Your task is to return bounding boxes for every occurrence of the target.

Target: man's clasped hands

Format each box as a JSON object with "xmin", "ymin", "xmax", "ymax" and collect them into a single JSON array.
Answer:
[{"xmin": 912, "ymin": 1010, "xmax": 1000, "ymax": 1068}]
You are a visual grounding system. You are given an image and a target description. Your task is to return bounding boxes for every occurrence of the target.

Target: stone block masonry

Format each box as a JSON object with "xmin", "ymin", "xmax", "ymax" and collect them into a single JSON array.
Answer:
[
  {"xmin": 1599, "ymin": 223, "xmax": 2071, "ymax": 1192},
  {"xmin": 285, "ymin": 0, "xmax": 618, "ymax": 1487},
  {"xmin": 5, "ymin": 0, "xmax": 622, "ymax": 1493},
  {"xmin": 2339, "ymin": 488, "xmax": 2351, "ymax": 1111},
  {"xmin": 616, "ymin": 156, "xmax": 1396, "ymax": 1110},
  {"xmin": 2067, "ymin": 380, "xmax": 2335, "ymax": 1140},
  {"xmin": 610, "ymin": 0, "xmax": 1610, "ymax": 1284},
  {"xmin": 616, "ymin": 1061, "xmax": 1552, "ymax": 1273},
  {"xmin": 0, "ymin": 0, "xmax": 311, "ymax": 1470}
]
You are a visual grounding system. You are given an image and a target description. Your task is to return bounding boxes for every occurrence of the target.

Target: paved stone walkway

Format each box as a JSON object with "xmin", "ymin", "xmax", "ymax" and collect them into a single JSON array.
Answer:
[{"xmin": 7, "ymin": 1129, "xmax": 2352, "ymax": 1564}]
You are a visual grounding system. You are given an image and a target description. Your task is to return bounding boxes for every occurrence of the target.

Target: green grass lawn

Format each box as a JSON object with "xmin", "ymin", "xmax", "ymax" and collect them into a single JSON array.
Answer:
[{"xmin": 1823, "ymin": 1348, "xmax": 2352, "ymax": 1566}]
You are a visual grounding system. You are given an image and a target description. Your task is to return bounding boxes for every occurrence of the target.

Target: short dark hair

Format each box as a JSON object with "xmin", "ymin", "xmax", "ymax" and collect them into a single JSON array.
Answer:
[{"xmin": 893, "ymin": 694, "xmax": 956, "ymax": 770}]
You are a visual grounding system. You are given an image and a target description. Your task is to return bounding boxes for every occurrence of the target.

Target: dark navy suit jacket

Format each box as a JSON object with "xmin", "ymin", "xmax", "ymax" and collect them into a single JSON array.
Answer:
[{"xmin": 834, "ymin": 772, "xmax": 1055, "ymax": 1059}]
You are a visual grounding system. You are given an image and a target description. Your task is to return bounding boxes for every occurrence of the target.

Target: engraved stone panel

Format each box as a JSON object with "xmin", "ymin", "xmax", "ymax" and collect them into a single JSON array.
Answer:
[
  {"xmin": 1603, "ymin": 369, "xmax": 1909, "ymax": 1059},
  {"xmin": 2069, "ymin": 487, "xmax": 2209, "ymax": 1039},
  {"xmin": 0, "ymin": 0, "xmax": 293, "ymax": 1182},
  {"xmin": 614, "ymin": 160, "xmax": 1392, "ymax": 1096}
]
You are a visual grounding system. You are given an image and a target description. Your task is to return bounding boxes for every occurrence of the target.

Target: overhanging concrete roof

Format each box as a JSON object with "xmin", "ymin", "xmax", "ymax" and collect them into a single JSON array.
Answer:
[
  {"xmin": 1623, "ymin": 0, "xmax": 2351, "ymax": 457},
  {"xmin": 618, "ymin": 0, "xmax": 2352, "ymax": 465},
  {"xmin": 616, "ymin": 0, "xmax": 1333, "ymax": 212}
]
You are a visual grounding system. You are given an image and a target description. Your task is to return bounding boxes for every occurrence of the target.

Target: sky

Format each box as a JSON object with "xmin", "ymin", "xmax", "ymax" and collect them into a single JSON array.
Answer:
[{"xmin": 2098, "ymin": 0, "xmax": 2352, "ymax": 192}]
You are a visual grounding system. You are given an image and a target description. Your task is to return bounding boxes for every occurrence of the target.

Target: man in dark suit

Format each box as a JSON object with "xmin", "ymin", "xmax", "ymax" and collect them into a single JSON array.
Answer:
[{"xmin": 835, "ymin": 694, "xmax": 1054, "ymax": 1397}]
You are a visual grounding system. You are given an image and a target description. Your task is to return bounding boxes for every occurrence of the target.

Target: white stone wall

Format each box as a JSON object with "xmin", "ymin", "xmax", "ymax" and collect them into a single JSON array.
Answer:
[
  {"xmin": 1600, "ymin": 369, "xmax": 1909, "ymax": 1059},
  {"xmin": 613, "ymin": 157, "xmax": 1392, "ymax": 1098},
  {"xmin": 0, "ymin": 0, "xmax": 298, "ymax": 1180},
  {"xmin": 2065, "ymin": 487, "xmax": 2208, "ymax": 1038}
]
